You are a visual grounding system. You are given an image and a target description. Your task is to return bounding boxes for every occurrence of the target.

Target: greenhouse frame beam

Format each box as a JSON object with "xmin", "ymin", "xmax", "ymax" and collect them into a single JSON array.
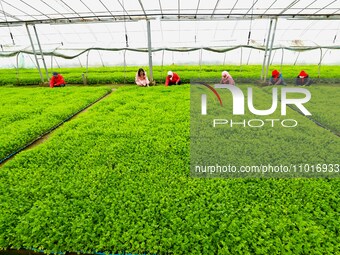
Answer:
[
  {"xmin": 158, "ymin": 0, "xmax": 164, "ymax": 18},
  {"xmin": 18, "ymin": 0, "xmax": 51, "ymax": 20},
  {"xmin": 278, "ymin": 0, "xmax": 301, "ymax": 16},
  {"xmin": 244, "ymin": 0, "xmax": 259, "ymax": 17},
  {"xmin": 80, "ymin": 0, "xmax": 101, "ymax": 21},
  {"xmin": 32, "ymin": 24, "xmax": 49, "ymax": 82},
  {"xmin": 261, "ymin": 19, "xmax": 273, "ymax": 81},
  {"xmin": 331, "ymin": 7, "xmax": 340, "ymax": 14},
  {"xmin": 98, "ymin": 0, "xmax": 116, "ymax": 20},
  {"xmin": 147, "ymin": 20, "xmax": 153, "ymax": 82},
  {"xmin": 1, "ymin": 0, "xmax": 38, "ymax": 21},
  {"xmin": 116, "ymin": 0, "xmax": 132, "ymax": 20},
  {"xmin": 314, "ymin": 0, "xmax": 338, "ymax": 15},
  {"xmin": 178, "ymin": 0, "xmax": 180, "ymax": 18},
  {"xmin": 265, "ymin": 18, "xmax": 278, "ymax": 81},
  {"xmin": 0, "ymin": 10, "xmax": 22, "ymax": 21},
  {"xmin": 59, "ymin": 0, "xmax": 85, "ymax": 21},
  {"xmin": 39, "ymin": 0, "xmax": 71, "ymax": 22},
  {"xmin": 227, "ymin": 0, "xmax": 239, "ymax": 18},
  {"xmin": 25, "ymin": 23, "xmax": 44, "ymax": 83},
  {"xmin": 294, "ymin": 0, "xmax": 317, "ymax": 15},
  {"xmin": 211, "ymin": 0, "xmax": 221, "ymax": 18},
  {"xmin": 195, "ymin": 0, "xmax": 200, "ymax": 18},
  {"xmin": 1, "ymin": 13, "xmax": 340, "ymax": 26},
  {"xmin": 263, "ymin": 0, "xmax": 278, "ymax": 15},
  {"xmin": 138, "ymin": 0, "xmax": 147, "ymax": 18}
]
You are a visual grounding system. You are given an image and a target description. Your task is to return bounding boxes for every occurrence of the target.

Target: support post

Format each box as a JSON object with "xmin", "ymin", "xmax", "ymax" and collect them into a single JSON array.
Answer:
[
  {"xmin": 199, "ymin": 48, "xmax": 203, "ymax": 73},
  {"xmin": 123, "ymin": 49, "xmax": 127, "ymax": 84},
  {"xmin": 16, "ymin": 52, "xmax": 20, "ymax": 85},
  {"xmin": 161, "ymin": 49, "xmax": 164, "ymax": 72},
  {"xmin": 240, "ymin": 47, "xmax": 243, "ymax": 73},
  {"xmin": 280, "ymin": 47, "xmax": 284, "ymax": 73},
  {"xmin": 33, "ymin": 25, "xmax": 49, "ymax": 81},
  {"xmin": 318, "ymin": 47, "xmax": 322, "ymax": 81},
  {"xmin": 265, "ymin": 18, "xmax": 278, "ymax": 81},
  {"xmin": 25, "ymin": 23, "xmax": 44, "ymax": 83},
  {"xmin": 261, "ymin": 19, "xmax": 273, "ymax": 81},
  {"xmin": 84, "ymin": 49, "xmax": 90, "ymax": 85},
  {"xmin": 147, "ymin": 20, "xmax": 153, "ymax": 82}
]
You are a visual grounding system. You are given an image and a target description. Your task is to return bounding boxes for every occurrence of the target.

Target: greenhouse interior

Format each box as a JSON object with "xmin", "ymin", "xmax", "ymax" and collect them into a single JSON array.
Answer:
[{"xmin": 0, "ymin": 0, "xmax": 340, "ymax": 254}]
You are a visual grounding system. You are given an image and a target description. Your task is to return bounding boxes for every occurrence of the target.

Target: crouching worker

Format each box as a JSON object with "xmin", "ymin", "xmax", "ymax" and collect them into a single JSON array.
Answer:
[
  {"xmin": 269, "ymin": 69, "xmax": 286, "ymax": 85},
  {"xmin": 50, "ymin": 72, "xmax": 66, "ymax": 88},
  {"xmin": 296, "ymin": 70, "xmax": 312, "ymax": 86},
  {"xmin": 220, "ymin": 71, "xmax": 235, "ymax": 85},
  {"xmin": 135, "ymin": 68, "xmax": 150, "ymax": 87},
  {"xmin": 165, "ymin": 71, "xmax": 181, "ymax": 86}
]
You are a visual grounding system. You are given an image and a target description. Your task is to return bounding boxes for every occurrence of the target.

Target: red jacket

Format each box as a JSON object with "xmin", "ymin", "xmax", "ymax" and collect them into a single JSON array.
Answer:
[
  {"xmin": 165, "ymin": 72, "xmax": 180, "ymax": 86},
  {"xmin": 50, "ymin": 74, "xmax": 65, "ymax": 88}
]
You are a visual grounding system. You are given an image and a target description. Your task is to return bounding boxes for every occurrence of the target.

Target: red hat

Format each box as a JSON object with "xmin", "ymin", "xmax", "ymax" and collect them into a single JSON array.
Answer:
[
  {"xmin": 299, "ymin": 70, "xmax": 307, "ymax": 78},
  {"xmin": 272, "ymin": 70, "xmax": 279, "ymax": 78}
]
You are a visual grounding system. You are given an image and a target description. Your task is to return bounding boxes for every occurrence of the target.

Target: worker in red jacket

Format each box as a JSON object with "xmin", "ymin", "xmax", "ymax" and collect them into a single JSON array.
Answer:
[
  {"xmin": 295, "ymin": 70, "xmax": 313, "ymax": 86},
  {"xmin": 50, "ymin": 72, "xmax": 66, "ymax": 88},
  {"xmin": 165, "ymin": 71, "xmax": 181, "ymax": 86}
]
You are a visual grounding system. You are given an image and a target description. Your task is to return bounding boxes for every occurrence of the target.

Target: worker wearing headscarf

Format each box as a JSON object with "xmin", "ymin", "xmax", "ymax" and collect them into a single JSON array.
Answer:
[
  {"xmin": 165, "ymin": 71, "xmax": 181, "ymax": 86},
  {"xmin": 295, "ymin": 70, "xmax": 312, "ymax": 86},
  {"xmin": 220, "ymin": 71, "xmax": 235, "ymax": 85},
  {"xmin": 269, "ymin": 69, "xmax": 286, "ymax": 85}
]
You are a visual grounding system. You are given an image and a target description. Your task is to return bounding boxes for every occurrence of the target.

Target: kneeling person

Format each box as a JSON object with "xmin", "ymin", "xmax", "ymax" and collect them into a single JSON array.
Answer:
[
  {"xmin": 296, "ymin": 70, "xmax": 312, "ymax": 86},
  {"xmin": 269, "ymin": 69, "xmax": 286, "ymax": 85},
  {"xmin": 135, "ymin": 68, "xmax": 150, "ymax": 87},
  {"xmin": 165, "ymin": 71, "xmax": 181, "ymax": 86},
  {"xmin": 50, "ymin": 72, "xmax": 66, "ymax": 88}
]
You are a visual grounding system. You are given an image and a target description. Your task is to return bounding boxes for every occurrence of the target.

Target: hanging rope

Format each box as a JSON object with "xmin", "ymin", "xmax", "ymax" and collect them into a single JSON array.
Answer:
[
  {"xmin": 0, "ymin": 0, "xmax": 15, "ymax": 45},
  {"xmin": 333, "ymin": 21, "xmax": 340, "ymax": 44}
]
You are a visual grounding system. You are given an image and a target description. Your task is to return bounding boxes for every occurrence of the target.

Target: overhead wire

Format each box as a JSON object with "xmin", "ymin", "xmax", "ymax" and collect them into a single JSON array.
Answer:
[
  {"xmin": 194, "ymin": 0, "xmax": 200, "ymax": 19},
  {"xmin": 228, "ymin": 0, "xmax": 239, "ymax": 18},
  {"xmin": 263, "ymin": 0, "xmax": 278, "ymax": 15},
  {"xmin": 98, "ymin": 0, "xmax": 116, "ymax": 20},
  {"xmin": 80, "ymin": 0, "xmax": 100, "ymax": 21},
  {"xmin": 1, "ymin": 0, "xmax": 37, "ymax": 21},
  {"xmin": 18, "ymin": 0, "xmax": 51, "ymax": 20},
  {"xmin": 51, "ymin": 0, "xmax": 83, "ymax": 43},
  {"xmin": 230, "ymin": 0, "xmax": 239, "ymax": 38},
  {"xmin": 313, "ymin": 0, "xmax": 337, "ymax": 15},
  {"xmin": 59, "ymin": 0, "xmax": 85, "ymax": 21}
]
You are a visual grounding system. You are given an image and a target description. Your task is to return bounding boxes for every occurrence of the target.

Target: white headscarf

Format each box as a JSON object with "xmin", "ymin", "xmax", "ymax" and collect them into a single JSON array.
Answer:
[{"xmin": 222, "ymin": 71, "xmax": 230, "ymax": 78}]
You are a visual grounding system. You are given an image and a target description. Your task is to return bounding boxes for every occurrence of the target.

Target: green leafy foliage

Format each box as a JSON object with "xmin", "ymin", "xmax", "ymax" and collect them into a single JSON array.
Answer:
[
  {"xmin": 0, "ymin": 86, "xmax": 111, "ymax": 160},
  {"xmin": 0, "ymin": 85, "xmax": 339, "ymax": 254},
  {"xmin": 300, "ymin": 86, "xmax": 339, "ymax": 134},
  {"xmin": 0, "ymin": 65, "xmax": 340, "ymax": 86}
]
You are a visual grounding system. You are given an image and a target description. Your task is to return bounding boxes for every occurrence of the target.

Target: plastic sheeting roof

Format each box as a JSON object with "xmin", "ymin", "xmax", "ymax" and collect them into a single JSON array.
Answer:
[
  {"xmin": 0, "ymin": 0, "xmax": 340, "ymax": 24},
  {"xmin": 0, "ymin": 0, "xmax": 339, "ymax": 66}
]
